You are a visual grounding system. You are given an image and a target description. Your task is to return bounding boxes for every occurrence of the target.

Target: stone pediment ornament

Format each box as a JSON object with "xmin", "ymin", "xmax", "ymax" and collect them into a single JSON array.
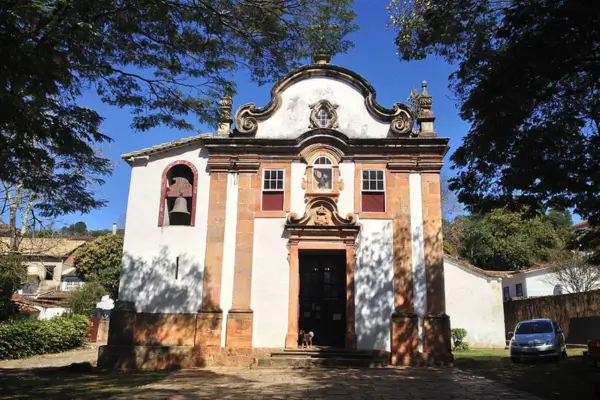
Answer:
[
  {"xmin": 232, "ymin": 64, "xmax": 416, "ymax": 137},
  {"xmin": 286, "ymin": 197, "xmax": 357, "ymax": 227},
  {"xmin": 309, "ymin": 100, "xmax": 339, "ymax": 129}
]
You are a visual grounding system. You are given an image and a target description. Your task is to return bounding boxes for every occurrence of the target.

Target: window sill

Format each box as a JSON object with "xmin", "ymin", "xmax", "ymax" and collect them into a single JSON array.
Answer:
[
  {"xmin": 357, "ymin": 212, "xmax": 392, "ymax": 220},
  {"xmin": 255, "ymin": 211, "xmax": 287, "ymax": 218}
]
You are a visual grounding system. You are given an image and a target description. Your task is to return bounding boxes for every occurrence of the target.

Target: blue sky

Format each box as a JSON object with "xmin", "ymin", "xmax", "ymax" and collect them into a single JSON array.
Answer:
[{"xmin": 66, "ymin": 0, "xmax": 471, "ymax": 230}]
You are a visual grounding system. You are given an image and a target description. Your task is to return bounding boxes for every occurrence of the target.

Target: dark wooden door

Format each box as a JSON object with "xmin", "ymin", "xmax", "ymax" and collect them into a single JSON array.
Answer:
[{"xmin": 298, "ymin": 251, "xmax": 346, "ymax": 347}]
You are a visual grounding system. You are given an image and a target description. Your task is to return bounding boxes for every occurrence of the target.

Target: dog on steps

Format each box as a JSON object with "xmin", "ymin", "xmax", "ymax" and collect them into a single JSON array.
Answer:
[{"xmin": 299, "ymin": 330, "xmax": 314, "ymax": 348}]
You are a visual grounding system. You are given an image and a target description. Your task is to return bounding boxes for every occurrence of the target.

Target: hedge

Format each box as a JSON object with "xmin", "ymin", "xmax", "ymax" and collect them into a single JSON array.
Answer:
[{"xmin": 0, "ymin": 315, "xmax": 90, "ymax": 360}]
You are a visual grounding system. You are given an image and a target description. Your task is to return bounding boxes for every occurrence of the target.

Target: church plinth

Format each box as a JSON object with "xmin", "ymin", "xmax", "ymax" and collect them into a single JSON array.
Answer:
[
  {"xmin": 195, "ymin": 309, "xmax": 223, "ymax": 347},
  {"xmin": 390, "ymin": 310, "xmax": 419, "ymax": 366},
  {"xmin": 225, "ymin": 309, "xmax": 254, "ymax": 347},
  {"xmin": 422, "ymin": 314, "xmax": 453, "ymax": 365}
]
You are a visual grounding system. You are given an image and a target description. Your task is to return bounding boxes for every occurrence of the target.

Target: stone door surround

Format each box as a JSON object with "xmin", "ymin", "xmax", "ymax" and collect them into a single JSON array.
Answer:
[{"xmin": 284, "ymin": 197, "xmax": 360, "ymax": 349}]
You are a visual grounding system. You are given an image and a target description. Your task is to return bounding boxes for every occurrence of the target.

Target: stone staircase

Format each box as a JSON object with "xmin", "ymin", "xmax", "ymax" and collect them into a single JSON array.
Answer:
[{"xmin": 256, "ymin": 347, "xmax": 390, "ymax": 368}]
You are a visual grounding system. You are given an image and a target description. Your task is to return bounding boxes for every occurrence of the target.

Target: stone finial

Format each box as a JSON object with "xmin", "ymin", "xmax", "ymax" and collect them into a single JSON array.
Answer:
[
  {"xmin": 417, "ymin": 80, "xmax": 436, "ymax": 137},
  {"xmin": 313, "ymin": 51, "xmax": 332, "ymax": 65},
  {"xmin": 217, "ymin": 85, "xmax": 233, "ymax": 135}
]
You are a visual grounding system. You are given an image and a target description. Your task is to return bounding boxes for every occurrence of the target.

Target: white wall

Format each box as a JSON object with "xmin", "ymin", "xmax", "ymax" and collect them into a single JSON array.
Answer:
[
  {"xmin": 37, "ymin": 307, "xmax": 67, "ymax": 320},
  {"xmin": 290, "ymin": 162, "xmax": 306, "ymax": 216},
  {"xmin": 119, "ymin": 145, "xmax": 210, "ymax": 314},
  {"xmin": 444, "ymin": 259, "xmax": 506, "ymax": 348},
  {"xmin": 251, "ymin": 218, "xmax": 290, "ymax": 348},
  {"xmin": 409, "ymin": 173, "xmax": 426, "ymax": 351},
  {"xmin": 525, "ymin": 270, "xmax": 560, "ymax": 297},
  {"xmin": 256, "ymin": 77, "xmax": 390, "ymax": 139},
  {"xmin": 220, "ymin": 173, "xmax": 239, "ymax": 346},
  {"xmin": 338, "ymin": 162, "xmax": 355, "ymax": 217},
  {"xmin": 355, "ymin": 219, "xmax": 394, "ymax": 351}
]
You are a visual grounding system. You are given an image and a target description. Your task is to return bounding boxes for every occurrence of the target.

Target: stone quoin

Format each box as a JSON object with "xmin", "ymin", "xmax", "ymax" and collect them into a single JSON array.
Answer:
[{"xmin": 99, "ymin": 55, "xmax": 453, "ymax": 369}]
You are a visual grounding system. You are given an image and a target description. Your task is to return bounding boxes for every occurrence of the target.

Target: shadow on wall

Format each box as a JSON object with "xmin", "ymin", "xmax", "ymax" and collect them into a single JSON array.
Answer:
[
  {"xmin": 355, "ymin": 221, "xmax": 394, "ymax": 350},
  {"xmin": 121, "ymin": 247, "xmax": 205, "ymax": 314},
  {"xmin": 101, "ymin": 246, "xmax": 216, "ymax": 369}
]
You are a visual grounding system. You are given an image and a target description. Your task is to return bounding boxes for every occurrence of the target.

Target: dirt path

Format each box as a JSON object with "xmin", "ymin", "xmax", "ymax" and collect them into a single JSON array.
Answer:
[{"xmin": 0, "ymin": 345, "xmax": 98, "ymax": 369}]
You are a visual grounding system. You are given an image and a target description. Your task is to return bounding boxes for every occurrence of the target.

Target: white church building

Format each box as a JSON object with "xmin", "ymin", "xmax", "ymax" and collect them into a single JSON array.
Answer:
[{"xmin": 99, "ymin": 55, "xmax": 505, "ymax": 369}]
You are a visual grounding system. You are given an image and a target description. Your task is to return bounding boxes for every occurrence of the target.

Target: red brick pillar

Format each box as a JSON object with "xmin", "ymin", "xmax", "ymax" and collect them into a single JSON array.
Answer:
[
  {"xmin": 421, "ymin": 172, "xmax": 453, "ymax": 365},
  {"xmin": 388, "ymin": 169, "xmax": 418, "ymax": 365},
  {"xmin": 196, "ymin": 171, "xmax": 228, "ymax": 346},
  {"xmin": 226, "ymin": 172, "xmax": 260, "ymax": 347}
]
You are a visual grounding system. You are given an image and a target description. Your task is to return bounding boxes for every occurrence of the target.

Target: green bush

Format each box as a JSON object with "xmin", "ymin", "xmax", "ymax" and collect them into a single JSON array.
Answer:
[
  {"xmin": 0, "ymin": 315, "xmax": 90, "ymax": 360},
  {"xmin": 65, "ymin": 281, "xmax": 106, "ymax": 317},
  {"xmin": 451, "ymin": 328, "xmax": 469, "ymax": 351}
]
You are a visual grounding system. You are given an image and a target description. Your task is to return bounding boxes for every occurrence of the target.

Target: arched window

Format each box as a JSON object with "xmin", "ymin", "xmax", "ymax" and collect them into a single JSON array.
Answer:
[
  {"xmin": 158, "ymin": 161, "xmax": 198, "ymax": 227},
  {"xmin": 313, "ymin": 156, "xmax": 333, "ymax": 191}
]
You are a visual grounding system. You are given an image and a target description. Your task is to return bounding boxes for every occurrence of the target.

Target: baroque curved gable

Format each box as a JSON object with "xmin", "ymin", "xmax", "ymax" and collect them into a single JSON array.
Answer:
[{"xmin": 234, "ymin": 64, "xmax": 414, "ymax": 139}]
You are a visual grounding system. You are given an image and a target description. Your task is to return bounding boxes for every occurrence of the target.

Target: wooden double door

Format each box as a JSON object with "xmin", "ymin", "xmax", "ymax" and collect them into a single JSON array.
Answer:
[{"xmin": 298, "ymin": 251, "xmax": 346, "ymax": 348}]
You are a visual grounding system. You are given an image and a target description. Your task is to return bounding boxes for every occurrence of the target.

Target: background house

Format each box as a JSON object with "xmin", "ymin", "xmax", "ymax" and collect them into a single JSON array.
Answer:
[
  {"xmin": 0, "ymin": 237, "xmax": 91, "ymax": 295},
  {"xmin": 444, "ymin": 256, "xmax": 507, "ymax": 348},
  {"xmin": 501, "ymin": 265, "xmax": 564, "ymax": 299}
]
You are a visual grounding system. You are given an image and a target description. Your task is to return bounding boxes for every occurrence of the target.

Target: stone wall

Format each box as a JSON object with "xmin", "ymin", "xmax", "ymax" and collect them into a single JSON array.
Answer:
[{"xmin": 504, "ymin": 290, "xmax": 600, "ymax": 344}]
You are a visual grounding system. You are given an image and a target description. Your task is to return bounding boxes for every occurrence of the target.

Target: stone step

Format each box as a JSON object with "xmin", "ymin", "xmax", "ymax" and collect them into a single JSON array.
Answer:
[
  {"xmin": 272, "ymin": 351, "xmax": 377, "ymax": 359},
  {"xmin": 257, "ymin": 357, "xmax": 388, "ymax": 368}
]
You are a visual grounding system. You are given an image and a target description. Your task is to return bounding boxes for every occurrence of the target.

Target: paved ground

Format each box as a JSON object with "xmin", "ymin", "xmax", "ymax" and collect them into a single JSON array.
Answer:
[
  {"xmin": 109, "ymin": 367, "xmax": 543, "ymax": 400},
  {"xmin": 0, "ymin": 349, "xmax": 544, "ymax": 399},
  {"xmin": 0, "ymin": 345, "xmax": 98, "ymax": 369}
]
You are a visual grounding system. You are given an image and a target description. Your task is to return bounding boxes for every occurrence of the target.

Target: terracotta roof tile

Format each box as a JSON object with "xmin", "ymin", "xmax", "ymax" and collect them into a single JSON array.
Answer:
[
  {"xmin": 444, "ymin": 254, "xmax": 511, "ymax": 278},
  {"xmin": 572, "ymin": 220, "xmax": 589, "ymax": 230},
  {"xmin": 121, "ymin": 133, "xmax": 216, "ymax": 162},
  {"xmin": 0, "ymin": 237, "xmax": 88, "ymax": 257}
]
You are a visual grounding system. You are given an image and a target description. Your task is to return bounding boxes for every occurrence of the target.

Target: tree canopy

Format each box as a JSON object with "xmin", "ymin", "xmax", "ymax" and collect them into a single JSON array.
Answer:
[
  {"xmin": 444, "ymin": 208, "xmax": 568, "ymax": 271},
  {"xmin": 1, "ymin": 0, "xmax": 357, "ymax": 217},
  {"xmin": 72, "ymin": 234, "xmax": 124, "ymax": 299},
  {"xmin": 388, "ymin": 0, "xmax": 600, "ymax": 225}
]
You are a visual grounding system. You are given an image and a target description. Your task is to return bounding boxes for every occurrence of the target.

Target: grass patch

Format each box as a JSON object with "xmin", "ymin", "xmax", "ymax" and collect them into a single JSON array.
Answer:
[
  {"xmin": 0, "ymin": 369, "xmax": 170, "ymax": 400},
  {"xmin": 454, "ymin": 348, "xmax": 597, "ymax": 400}
]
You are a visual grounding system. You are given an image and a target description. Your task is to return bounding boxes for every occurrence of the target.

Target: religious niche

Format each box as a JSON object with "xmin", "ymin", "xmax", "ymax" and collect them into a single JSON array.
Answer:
[
  {"xmin": 309, "ymin": 100, "xmax": 339, "ymax": 130},
  {"xmin": 312, "ymin": 156, "xmax": 333, "ymax": 191},
  {"xmin": 300, "ymin": 146, "xmax": 345, "ymax": 204},
  {"xmin": 160, "ymin": 162, "xmax": 197, "ymax": 226}
]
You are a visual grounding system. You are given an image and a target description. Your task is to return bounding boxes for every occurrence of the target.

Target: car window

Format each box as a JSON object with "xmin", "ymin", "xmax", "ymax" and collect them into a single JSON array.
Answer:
[{"xmin": 515, "ymin": 321, "xmax": 553, "ymax": 334}]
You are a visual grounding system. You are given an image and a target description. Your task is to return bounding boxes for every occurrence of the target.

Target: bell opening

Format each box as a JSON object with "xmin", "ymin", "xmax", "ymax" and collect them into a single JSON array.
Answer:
[{"xmin": 167, "ymin": 197, "xmax": 192, "ymax": 226}]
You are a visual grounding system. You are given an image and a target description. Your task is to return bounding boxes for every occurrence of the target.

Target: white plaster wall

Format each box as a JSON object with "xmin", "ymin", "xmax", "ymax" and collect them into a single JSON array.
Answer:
[
  {"xmin": 256, "ymin": 77, "xmax": 390, "ymax": 139},
  {"xmin": 251, "ymin": 218, "xmax": 290, "ymax": 348},
  {"xmin": 444, "ymin": 259, "xmax": 506, "ymax": 348},
  {"xmin": 290, "ymin": 162, "xmax": 306, "ymax": 216},
  {"xmin": 220, "ymin": 173, "xmax": 239, "ymax": 347},
  {"xmin": 119, "ymin": 145, "xmax": 210, "ymax": 314},
  {"xmin": 37, "ymin": 307, "xmax": 67, "ymax": 320},
  {"xmin": 525, "ymin": 270, "xmax": 560, "ymax": 297},
  {"xmin": 338, "ymin": 162, "xmax": 355, "ymax": 217},
  {"xmin": 409, "ymin": 173, "xmax": 426, "ymax": 351},
  {"xmin": 355, "ymin": 219, "xmax": 394, "ymax": 351}
]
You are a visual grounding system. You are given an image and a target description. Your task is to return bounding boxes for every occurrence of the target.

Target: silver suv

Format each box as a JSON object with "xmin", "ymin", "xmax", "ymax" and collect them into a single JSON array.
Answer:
[{"xmin": 509, "ymin": 318, "xmax": 567, "ymax": 363}]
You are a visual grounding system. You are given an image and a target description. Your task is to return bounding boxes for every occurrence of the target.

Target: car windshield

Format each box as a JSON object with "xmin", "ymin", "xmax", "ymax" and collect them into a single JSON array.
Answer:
[{"xmin": 516, "ymin": 321, "xmax": 553, "ymax": 334}]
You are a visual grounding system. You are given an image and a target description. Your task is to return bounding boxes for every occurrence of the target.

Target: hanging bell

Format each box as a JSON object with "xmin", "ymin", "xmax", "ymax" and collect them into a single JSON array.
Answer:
[{"xmin": 170, "ymin": 196, "xmax": 190, "ymax": 215}]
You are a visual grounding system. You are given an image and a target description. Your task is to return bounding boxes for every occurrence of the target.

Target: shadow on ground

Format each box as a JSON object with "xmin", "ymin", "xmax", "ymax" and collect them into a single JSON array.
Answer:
[
  {"xmin": 455, "ymin": 352, "xmax": 598, "ymax": 400},
  {"xmin": 0, "ymin": 365, "xmax": 548, "ymax": 400}
]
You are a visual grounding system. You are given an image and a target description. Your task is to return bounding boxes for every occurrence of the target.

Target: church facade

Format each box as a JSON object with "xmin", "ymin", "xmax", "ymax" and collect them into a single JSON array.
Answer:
[{"xmin": 99, "ymin": 56, "xmax": 453, "ymax": 368}]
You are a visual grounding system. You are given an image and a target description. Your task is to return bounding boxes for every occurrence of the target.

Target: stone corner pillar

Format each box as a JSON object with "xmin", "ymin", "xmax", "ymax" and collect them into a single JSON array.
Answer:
[
  {"xmin": 226, "ymin": 172, "xmax": 259, "ymax": 348},
  {"xmin": 225, "ymin": 309, "xmax": 254, "ymax": 348},
  {"xmin": 390, "ymin": 309, "xmax": 419, "ymax": 366},
  {"xmin": 195, "ymin": 308, "xmax": 224, "ymax": 347},
  {"xmin": 423, "ymin": 313, "xmax": 454, "ymax": 366},
  {"xmin": 107, "ymin": 300, "xmax": 137, "ymax": 346}
]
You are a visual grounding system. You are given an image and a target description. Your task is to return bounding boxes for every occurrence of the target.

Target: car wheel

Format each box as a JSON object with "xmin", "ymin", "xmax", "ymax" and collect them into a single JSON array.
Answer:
[{"xmin": 511, "ymin": 357, "xmax": 520, "ymax": 364}]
